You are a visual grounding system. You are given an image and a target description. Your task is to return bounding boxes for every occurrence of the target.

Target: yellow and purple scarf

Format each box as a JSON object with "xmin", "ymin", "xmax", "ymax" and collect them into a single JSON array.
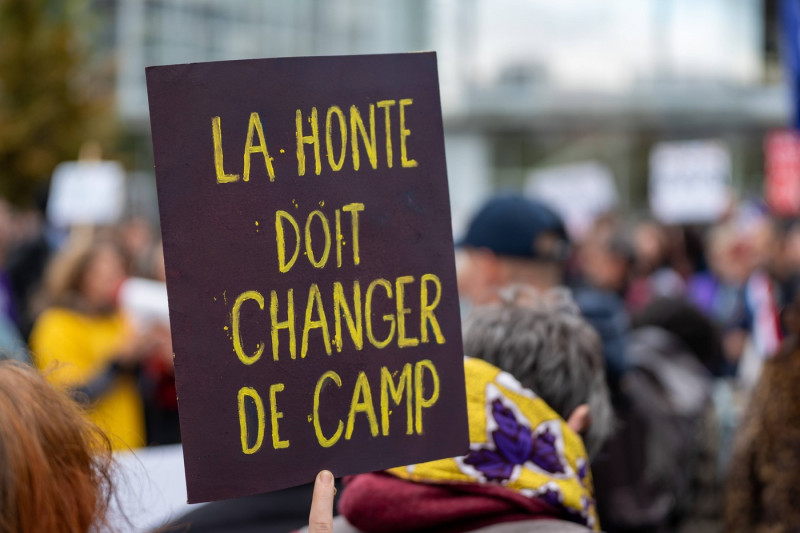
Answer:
[{"xmin": 385, "ymin": 357, "xmax": 599, "ymax": 530}]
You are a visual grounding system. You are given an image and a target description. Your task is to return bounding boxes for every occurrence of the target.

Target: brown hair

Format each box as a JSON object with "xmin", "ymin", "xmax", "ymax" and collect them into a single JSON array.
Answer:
[
  {"xmin": 37, "ymin": 232, "xmax": 127, "ymax": 312},
  {"xmin": 0, "ymin": 361, "xmax": 114, "ymax": 533}
]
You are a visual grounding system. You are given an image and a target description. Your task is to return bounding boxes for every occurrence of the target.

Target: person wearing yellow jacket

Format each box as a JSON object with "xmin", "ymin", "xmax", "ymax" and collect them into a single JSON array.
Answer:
[{"xmin": 30, "ymin": 236, "xmax": 157, "ymax": 450}]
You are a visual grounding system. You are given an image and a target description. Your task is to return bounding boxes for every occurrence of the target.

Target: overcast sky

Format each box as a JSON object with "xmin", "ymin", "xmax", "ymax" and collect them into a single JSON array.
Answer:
[{"xmin": 434, "ymin": 0, "xmax": 762, "ymax": 92}]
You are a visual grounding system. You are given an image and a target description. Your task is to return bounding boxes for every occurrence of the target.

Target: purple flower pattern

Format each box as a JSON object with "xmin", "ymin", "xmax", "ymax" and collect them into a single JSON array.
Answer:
[
  {"xmin": 454, "ymin": 380, "xmax": 597, "ymax": 529},
  {"xmin": 538, "ymin": 486, "xmax": 563, "ymax": 508},
  {"xmin": 463, "ymin": 399, "xmax": 567, "ymax": 481}
]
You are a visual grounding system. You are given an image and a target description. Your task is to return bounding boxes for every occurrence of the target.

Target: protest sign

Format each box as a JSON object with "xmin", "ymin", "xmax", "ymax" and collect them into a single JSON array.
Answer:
[
  {"xmin": 146, "ymin": 53, "xmax": 469, "ymax": 503},
  {"xmin": 47, "ymin": 160, "xmax": 126, "ymax": 228},
  {"xmin": 765, "ymin": 129, "xmax": 800, "ymax": 216},
  {"xmin": 649, "ymin": 140, "xmax": 731, "ymax": 224},
  {"xmin": 118, "ymin": 277, "xmax": 170, "ymax": 328},
  {"xmin": 525, "ymin": 161, "xmax": 618, "ymax": 240}
]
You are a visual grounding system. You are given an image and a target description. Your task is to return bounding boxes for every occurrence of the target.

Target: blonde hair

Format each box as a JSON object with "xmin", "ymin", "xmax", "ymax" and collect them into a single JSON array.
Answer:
[{"xmin": 38, "ymin": 234, "xmax": 126, "ymax": 312}]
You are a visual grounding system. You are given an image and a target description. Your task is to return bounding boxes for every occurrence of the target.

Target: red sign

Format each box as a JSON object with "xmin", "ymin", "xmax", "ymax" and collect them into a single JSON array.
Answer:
[{"xmin": 766, "ymin": 130, "xmax": 800, "ymax": 216}]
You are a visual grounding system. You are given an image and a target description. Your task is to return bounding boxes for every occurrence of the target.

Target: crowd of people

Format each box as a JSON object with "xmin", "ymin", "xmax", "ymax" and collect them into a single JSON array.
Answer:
[
  {"xmin": 0, "ymin": 204, "xmax": 179, "ymax": 450},
  {"xmin": 1, "ymin": 190, "xmax": 800, "ymax": 532}
]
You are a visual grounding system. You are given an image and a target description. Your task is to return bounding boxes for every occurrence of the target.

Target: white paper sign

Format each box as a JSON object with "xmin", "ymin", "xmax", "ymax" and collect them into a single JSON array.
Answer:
[
  {"xmin": 108, "ymin": 444, "xmax": 203, "ymax": 532},
  {"xmin": 47, "ymin": 161, "xmax": 126, "ymax": 227},
  {"xmin": 525, "ymin": 161, "xmax": 618, "ymax": 239},
  {"xmin": 119, "ymin": 277, "xmax": 170, "ymax": 328},
  {"xmin": 649, "ymin": 140, "xmax": 731, "ymax": 224}
]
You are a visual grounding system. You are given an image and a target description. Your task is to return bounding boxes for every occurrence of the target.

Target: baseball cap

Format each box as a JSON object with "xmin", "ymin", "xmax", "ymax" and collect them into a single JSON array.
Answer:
[{"xmin": 457, "ymin": 195, "xmax": 570, "ymax": 261}]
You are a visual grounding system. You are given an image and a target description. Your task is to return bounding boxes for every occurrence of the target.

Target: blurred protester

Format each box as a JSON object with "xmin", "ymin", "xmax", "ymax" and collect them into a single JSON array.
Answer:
[
  {"xmin": 4, "ymin": 191, "xmax": 56, "ymax": 340},
  {"xmin": 626, "ymin": 221, "xmax": 686, "ymax": 312},
  {"xmin": 724, "ymin": 282, "xmax": 800, "ymax": 532},
  {"xmin": 456, "ymin": 196, "xmax": 569, "ymax": 303},
  {"xmin": 29, "ymin": 236, "xmax": 156, "ymax": 449},
  {"xmin": 688, "ymin": 210, "xmax": 783, "ymax": 389},
  {"xmin": 0, "ymin": 360, "xmax": 115, "ymax": 533},
  {"xmin": 334, "ymin": 287, "xmax": 612, "ymax": 532},
  {"xmin": 684, "ymin": 216, "xmax": 780, "ymax": 501},
  {"xmin": 688, "ymin": 224, "xmax": 749, "ymax": 318},
  {"xmin": 0, "ymin": 199, "xmax": 28, "ymax": 362},
  {"xmin": 664, "ymin": 226, "xmax": 706, "ymax": 282},
  {"xmin": 740, "ymin": 213, "xmax": 783, "ymax": 375},
  {"xmin": 579, "ymin": 228, "xmax": 635, "ymax": 299},
  {"xmin": 632, "ymin": 298, "xmax": 726, "ymax": 376},
  {"xmin": 144, "ymin": 332, "xmax": 180, "ymax": 444},
  {"xmin": 688, "ymin": 224, "xmax": 752, "ymax": 374},
  {"xmin": 593, "ymin": 298, "xmax": 723, "ymax": 533},
  {"xmin": 769, "ymin": 219, "xmax": 800, "ymax": 309},
  {"xmin": 456, "ymin": 194, "xmax": 629, "ymax": 385},
  {"xmin": 119, "ymin": 215, "xmax": 159, "ymax": 278},
  {"xmin": 632, "ymin": 221, "xmax": 670, "ymax": 280},
  {"xmin": 146, "ymin": 244, "xmax": 181, "ymax": 443},
  {"xmin": 120, "ymin": 240, "xmax": 180, "ymax": 445}
]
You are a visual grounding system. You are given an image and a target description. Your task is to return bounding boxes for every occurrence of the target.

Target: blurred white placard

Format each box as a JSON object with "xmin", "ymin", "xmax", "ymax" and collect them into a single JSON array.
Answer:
[
  {"xmin": 649, "ymin": 140, "xmax": 731, "ymax": 224},
  {"xmin": 525, "ymin": 161, "xmax": 618, "ymax": 239},
  {"xmin": 119, "ymin": 277, "xmax": 170, "ymax": 328},
  {"xmin": 47, "ymin": 161, "xmax": 126, "ymax": 227},
  {"xmin": 108, "ymin": 444, "xmax": 204, "ymax": 532}
]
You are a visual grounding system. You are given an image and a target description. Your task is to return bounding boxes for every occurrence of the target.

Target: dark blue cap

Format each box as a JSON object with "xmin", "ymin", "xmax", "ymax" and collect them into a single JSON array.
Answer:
[{"xmin": 458, "ymin": 195, "xmax": 570, "ymax": 261}]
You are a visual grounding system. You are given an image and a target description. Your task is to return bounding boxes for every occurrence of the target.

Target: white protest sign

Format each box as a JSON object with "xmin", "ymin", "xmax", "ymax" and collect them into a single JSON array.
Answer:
[
  {"xmin": 649, "ymin": 140, "xmax": 731, "ymax": 224},
  {"xmin": 525, "ymin": 161, "xmax": 618, "ymax": 239},
  {"xmin": 119, "ymin": 277, "xmax": 170, "ymax": 329},
  {"xmin": 47, "ymin": 161, "xmax": 126, "ymax": 227}
]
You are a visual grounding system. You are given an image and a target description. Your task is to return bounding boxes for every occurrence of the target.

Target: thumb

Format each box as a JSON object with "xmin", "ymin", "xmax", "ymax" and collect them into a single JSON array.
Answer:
[{"xmin": 308, "ymin": 470, "xmax": 335, "ymax": 533}]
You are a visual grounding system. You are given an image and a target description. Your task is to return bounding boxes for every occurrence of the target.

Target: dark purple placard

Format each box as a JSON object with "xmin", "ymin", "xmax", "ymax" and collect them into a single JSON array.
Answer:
[{"xmin": 146, "ymin": 53, "xmax": 469, "ymax": 503}]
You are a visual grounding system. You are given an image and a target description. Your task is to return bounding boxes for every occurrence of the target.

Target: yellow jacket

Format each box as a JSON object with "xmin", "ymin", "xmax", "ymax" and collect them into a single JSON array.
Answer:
[{"xmin": 30, "ymin": 307, "xmax": 145, "ymax": 449}]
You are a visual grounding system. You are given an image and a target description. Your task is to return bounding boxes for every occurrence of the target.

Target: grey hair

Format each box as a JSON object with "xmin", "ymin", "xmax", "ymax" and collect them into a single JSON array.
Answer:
[{"xmin": 463, "ymin": 285, "xmax": 613, "ymax": 458}]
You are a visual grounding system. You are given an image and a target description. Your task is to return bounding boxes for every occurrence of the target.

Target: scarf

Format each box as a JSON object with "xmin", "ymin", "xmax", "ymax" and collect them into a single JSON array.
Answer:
[{"xmin": 340, "ymin": 357, "xmax": 599, "ymax": 531}]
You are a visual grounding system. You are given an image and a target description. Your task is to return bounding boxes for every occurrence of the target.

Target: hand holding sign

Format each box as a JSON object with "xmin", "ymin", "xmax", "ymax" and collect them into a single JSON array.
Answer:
[
  {"xmin": 307, "ymin": 471, "xmax": 336, "ymax": 533},
  {"xmin": 146, "ymin": 53, "xmax": 468, "ymax": 502}
]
